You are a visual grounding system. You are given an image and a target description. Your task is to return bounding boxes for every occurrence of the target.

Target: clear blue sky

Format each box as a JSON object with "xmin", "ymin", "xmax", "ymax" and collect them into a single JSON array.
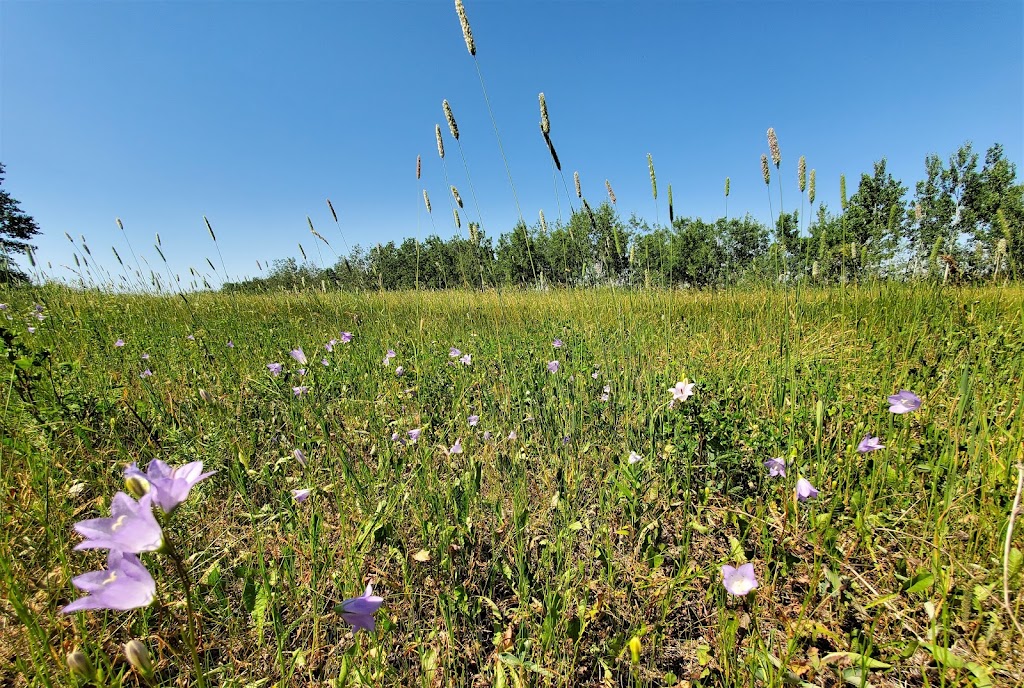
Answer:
[{"xmin": 2, "ymin": 0, "xmax": 1021, "ymax": 288}]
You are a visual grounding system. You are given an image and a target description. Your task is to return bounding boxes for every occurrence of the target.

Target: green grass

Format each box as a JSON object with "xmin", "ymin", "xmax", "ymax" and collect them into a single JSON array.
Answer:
[{"xmin": 2, "ymin": 283, "xmax": 1023, "ymax": 687}]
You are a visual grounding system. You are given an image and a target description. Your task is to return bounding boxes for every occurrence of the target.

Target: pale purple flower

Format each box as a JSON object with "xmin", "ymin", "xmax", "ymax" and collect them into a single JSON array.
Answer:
[
  {"xmin": 383, "ymin": 349, "xmax": 396, "ymax": 365},
  {"xmin": 591, "ymin": 371, "xmax": 600, "ymax": 379},
  {"xmin": 226, "ymin": 340, "xmax": 234, "ymax": 349},
  {"xmin": 292, "ymin": 385, "xmax": 309, "ymax": 397},
  {"xmin": 340, "ymin": 332, "xmax": 352, "ymax": 343},
  {"xmin": 552, "ymin": 338, "xmax": 564, "ymax": 348},
  {"xmin": 186, "ymin": 334, "xmax": 195, "ymax": 341},
  {"xmin": 449, "ymin": 347, "xmax": 461, "ymax": 358},
  {"xmin": 291, "ymin": 488, "xmax": 311, "ymax": 503},
  {"xmin": 139, "ymin": 369, "xmax": 152, "ymax": 378},
  {"xmin": 140, "ymin": 353, "xmax": 150, "ymax": 361},
  {"xmin": 27, "ymin": 326, "xmax": 36, "ymax": 334},
  {"xmin": 483, "ymin": 431, "xmax": 493, "ymax": 441},
  {"xmin": 562, "ymin": 435, "xmax": 571, "ymax": 444},
  {"xmin": 468, "ymin": 414, "xmax": 479, "ymax": 427},
  {"xmin": 296, "ymin": 368, "xmax": 307, "ymax": 376},
  {"xmin": 62, "ymin": 550, "xmax": 156, "ymax": 613},
  {"xmin": 36, "ymin": 312, "xmax": 45, "ymax": 321},
  {"xmin": 407, "ymin": 428, "xmax": 421, "ymax": 443},
  {"xmin": 796, "ymin": 477, "xmax": 819, "ymax": 501},
  {"xmin": 628, "ymin": 451, "xmax": 643, "ymax": 465},
  {"xmin": 114, "ymin": 338, "xmax": 125, "ymax": 348},
  {"xmin": 325, "ymin": 339, "xmax": 337, "ymax": 352},
  {"xmin": 0, "ymin": 304, "xmax": 7, "ymax": 310},
  {"xmin": 888, "ymin": 390, "xmax": 921, "ymax": 414},
  {"xmin": 449, "ymin": 438, "xmax": 463, "ymax": 455},
  {"xmin": 600, "ymin": 393, "xmax": 609, "ymax": 402},
  {"xmin": 669, "ymin": 380, "xmax": 695, "ymax": 405},
  {"xmin": 547, "ymin": 360, "xmax": 559, "ymax": 373},
  {"xmin": 508, "ymin": 430, "xmax": 517, "ymax": 440},
  {"xmin": 338, "ymin": 583, "xmax": 384, "ymax": 633},
  {"xmin": 293, "ymin": 449, "xmax": 307, "ymax": 466},
  {"xmin": 199, "ymin": 388, "xmax": 212, "ymax": 402},
  {"xmin": 290, "ymin": 349, "xmax": 308, "ymax": 365},
  {"xmin": 124, "ymin": 460, "xmax": 215, "ymax": 514},
  {"xmin": 73, "ymin": 492, "xmax": 164, "ymax": 553},
  {"xmin": 857, "ymin": 435, "xmax": 885, "ymax": 453},
  {"xmin": 460, "ymin": 354, "xmax": 472, "ymax": 366},
  {"xmin": 721, "ymin": 563, "xmax": 758, "ymax": 596},
  {"xmin": 267, "ymin": 363, "xmax": 283, "ymax": 376},
  {"xmin": 395, "ymin": 366, "xmax": 405, "ymax": 376},
  {"xmin": 764, "ymin": 457, "xmax": 787, "ymax": 477},
  {"xmin": 321, "ymin": 358, "xmax": 330, "ymax": 367},
  {"xmin": 391, "ymin": 432, "xmax": 403, "ymax": 444},
  {"xmin": 34, "ymin": 304, "xmax": 44, "ymax": 313}
]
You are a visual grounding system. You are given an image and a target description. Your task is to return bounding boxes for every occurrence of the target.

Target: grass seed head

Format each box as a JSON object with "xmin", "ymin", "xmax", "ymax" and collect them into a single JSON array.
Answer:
[
  {"xmin": 451, "ymin": 185, "xmax": 463, "ymax": 208},
  {"xmin": 725, "ymin": 177, "xmax": 731, "ymax": 197},
  {"xmin": 328, "ymin": 198, "xmax": 338, "ymax": 222},
  {"xmin": 761, "ymin": 155, "xmax": 771, "ymax": 185},
  {"xmin": 539, "ymin": 92, "xmax": 550, "ymax": 135},
  {"xmin": 443, "ymin": 99, "xmax": 460, "ymax": 140},
  {"xmin": 809, "ymin": 169, "xmax": 816, "ymax": 204},
  {"xmin": 543, "ymin": 130, "xmax": 561, "ymax": 170},
  {"xmin": 453, "ymin": 207, "xmax": 461, "ymax": 229},
  {"xmin": 416, "ymin": 155, "xmax": 421, "ymax": 180},
  {"xmin": 915, "ymin": 201, "xmax": 923, "ymax": 221},
  {"xmin": 204, "ymin": 216, "xmax": 216, "ymax": 242},
  {"xmin": 798, "ymin": 156, "xmax": 807, "ymax": 193},
  {"xmin": 840, "ymin": 174, "xmax": 848, "ymax": 209},
  {"xmin": 539, "ymin": 209, "xmax": 547, "ymax": 233},
  {"xmin": 455, "ymin": 0, "xmax": 476, "ymax": 56},
  {"xmin": 574, "ymin": 171, "xmax": 582, "ymax": 198},
  {"xmin": 606, "ymin": 179, "xmax": 616, "ymax": 204},
  {"xmin": 648, "ymin": 153, "xmax": 657, "ymax": 200},
  {"xmin": 767, "ymin": 127, "xmax": 781, "ymax": 167},
  {"xmin": 423, "ymin": 190, "xmax": 432, "ymax": 213},
  {"xmin": 435, "ymin": 124, "xmax": 445, "ymax": 159},
  {"xmin": 668, "ymin": 184, "xmax": 674, "ymax": 223}
]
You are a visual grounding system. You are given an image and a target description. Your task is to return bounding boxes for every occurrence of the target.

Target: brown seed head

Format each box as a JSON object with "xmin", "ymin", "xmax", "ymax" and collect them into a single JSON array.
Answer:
[
  {"xmin": 767, "ymin": 127, "xmax": 781, "ymax": 168},
  {"xmin": 455, "ymin": 0, "xmax": 476, "ymax": 56},
  {"xmin": 443, "ymin": 100, "xmax": 459, "ymax": 140}
]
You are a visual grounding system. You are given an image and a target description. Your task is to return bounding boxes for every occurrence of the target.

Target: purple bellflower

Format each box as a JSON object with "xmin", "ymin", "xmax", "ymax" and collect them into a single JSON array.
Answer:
[
  {"xmin": 547, "ymin": 360, "xmax": 559, "ymax": 373},
  {"xmin": 74, "ymin": 492, "xmax": 164, "ymax": 553},
  {"xmin": 290, "ymin": 349, "xmax": 308, "ymax": 365},
  {"xmin": 764, "ymin": 457, "xmax": 787, "ymax": 477},
  {"xmin": 267, "ymin": 363, "xmax": 282, "ymax": 376},
  {"xmin": 338, "ymin": 583, "xmax": 384, "ymax": 633},
  {"xmin": 721, "ymin": 563, "xmax": 758, "ymax": 596},
  {"xmin": 857, "ymin": 435, "xmax": 885, "ymax": 453},
  {"xmin": 62, "ymin": 550, "xmax": 156, "ymax": 613},
  {"xmin": 124, "ymin": 460, "xmax": 215, "ymax": 514},
  {"xmin": 796, "ymin": 477, "xmax": 819, "ymax": 501},
  {"xmin": 888, "ymin": 390, "xmax": 921, "ymax": 414}
]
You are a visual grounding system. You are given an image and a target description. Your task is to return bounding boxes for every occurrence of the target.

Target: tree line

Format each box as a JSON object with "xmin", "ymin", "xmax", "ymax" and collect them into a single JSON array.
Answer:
[{"xmin": 224, "ymin": 142, "xmax": 1021, "ymax": 293}]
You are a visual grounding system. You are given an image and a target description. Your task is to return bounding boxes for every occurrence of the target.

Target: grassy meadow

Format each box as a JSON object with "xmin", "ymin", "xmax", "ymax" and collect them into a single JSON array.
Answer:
[{"xmin": 1, "ymin": 283, "xmax": 1023, "ymax": 687}]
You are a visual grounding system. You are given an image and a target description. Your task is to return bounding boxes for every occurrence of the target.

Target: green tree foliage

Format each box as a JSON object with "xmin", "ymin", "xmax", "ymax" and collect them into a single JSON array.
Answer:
[
  {"xmin": 845, "ymin": 158, "xmax": 907, "ymax": 276},
  {"xmin": 0, "ymin": 163, "xmax": 42, "ymax": 284}
]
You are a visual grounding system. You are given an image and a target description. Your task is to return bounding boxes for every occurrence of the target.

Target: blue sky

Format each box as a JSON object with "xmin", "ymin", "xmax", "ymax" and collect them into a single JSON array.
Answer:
[{"xmin": 2, "ymin": 0, "xmax": 1021, "ymax": 287}]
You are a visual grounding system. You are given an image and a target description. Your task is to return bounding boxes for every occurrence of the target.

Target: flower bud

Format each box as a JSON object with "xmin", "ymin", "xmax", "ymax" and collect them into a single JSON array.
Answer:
[
  {"xmin": 67, "ymin": 648, "xmax": 96, "ymax": 680},
  {"xmin": 125, "ymin": 475, "xmax": 150, "ymax": 500},
  {"xmin": 123, "ymin": 640, "xmax": 154, "ymax": 679}
]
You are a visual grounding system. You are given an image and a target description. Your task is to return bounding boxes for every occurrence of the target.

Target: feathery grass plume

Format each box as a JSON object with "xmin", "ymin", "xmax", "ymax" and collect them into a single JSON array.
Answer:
[
  {"xmin": 423, "ymin": 190, "xmax": 432, "ymax": 213},
  {"xmin": 809, "ymin": 169, "xmax": 816, "ymax": 204},
  {"xmin": 760, "ymin": 155, "xmax": 771, "ymax": 185},
  {"xmin": 416, "ymin": 156, "xmax": 422, "ymax": 180},
  {"xmin": 451, "ymin": 185, "xmax": 464, "ymax": 208},
  {"xmin": 453, "ymin": 208, "xmax": 461, "ymax": 229},
  {"xmin": 539, "ymin": 209, "xmax": 547, "ymax": 233},
  {"xmin": 539, "ymin": 93, "xmax": 550, "ymax": 135},
  {"xmin": 435, "ymin": 125, "xmax": 445, "ymax": 159},
  {"xmin": 112, "ymin": 247, "xmax": 123, "ymax": 265},
  {"xmin": 605, "ymin": 180, "xmax": 616, "ymax": 204},
  {"xmin": 767, "ymin": 127, "xmax": 781, "ymax": 168},
  {"xmin": 725, "ymin": 177, "xmax": 731, "ymax": 197},
  {"xmin": 574, "ymin": 171, "xmax": 582, "ymax": 199},
  {"xmin": 328, "ymin": 199, "xmax": 338, "ymax": 222},
  {"xmin": 443, "ymin": 100, "xmax": 460, "ymax": 140},
  {"xmin": 840, "ymin": 174, "xmax": 848, "ymax": 210},
  {"xmin": 647, "ymin": 153, "xmax": 657, "ymax": 200},
  {"xmin": 914, "ymin": 202, "xmax": 923, "ymax": 221},
  {"xmin": 298, "ymin": 243, "xmax": 307, "ymax": 261},
  {"xmin": 798, "ymin": 156, "xmax": 807, "ymax": 193},
  {"xmin": 455, "ymin": 0, "xmax": 475, "ymax": 56},
  {"xmin": 543, "ymin": 130, "xmax": 561, "ymax": 170}
]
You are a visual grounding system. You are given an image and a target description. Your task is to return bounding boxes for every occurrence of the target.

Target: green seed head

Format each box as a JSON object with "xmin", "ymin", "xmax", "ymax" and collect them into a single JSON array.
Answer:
[
  {"xmin": 423, "ymin": 190, "xmax": 432, "ymax": 214},
  {"xmin": 435, "ymin": 125, "xmax": 445, "ymax": 159},
  {"xmin": 809, "ymin": 170, "xmax": 816, "ymax": 204},
  {"xmin": 647, "ymin": 153, "xmax": 657, "ymax": 200},
  {"xmin": 798, "ymin": 156, "xmax": 806, "ymax": 193},
  {"xmin": 455, "ymin": 0, "xmax": 476, "ymax": 56},
  {"xmin": 574, "ymin": 171, "xmax": 581, "ymax": 199},
  {"xmin": 539, "ymin": 93, "xmax": 550, "ymax": 135},
  {"xmin": 539, "ymin": 209, "xmax": 547, "ymax": 233},
  {"xmin": 840, "ymin": 174, "xmax": 847, "ymax": 210},
  {"xmin": 453, "ymin": 208, "xmax": 461, "ymax": 229},
  {"xmin": 451, "ymin": 185, "xmax": 463, "ymax": 208},
  {"xmin": 761, "ymin": 155, "xmax": 771, "ymax": 185},
  {"xmin": 725, "ymin": 177, "xmax": 730, "ymax": 197},
  {"xmin": 443, "ymin": 100, "xmax": 459, "ymax": 140}
]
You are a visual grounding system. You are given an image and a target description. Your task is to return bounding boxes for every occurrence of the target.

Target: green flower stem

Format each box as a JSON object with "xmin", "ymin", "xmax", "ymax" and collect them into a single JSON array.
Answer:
[{"xmin": 163, "ymin": 533, "xmax": 207, "ymax": 688}]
